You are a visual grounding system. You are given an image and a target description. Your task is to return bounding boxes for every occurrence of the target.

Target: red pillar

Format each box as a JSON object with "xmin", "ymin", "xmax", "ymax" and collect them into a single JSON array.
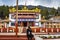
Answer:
[
  {"xmin": 15, "ymin": 22, "xmax": 18, "ymax": 36},
  {"xmin": 32, "ymin": 22, "xmax": 35, "ymax": 26}
]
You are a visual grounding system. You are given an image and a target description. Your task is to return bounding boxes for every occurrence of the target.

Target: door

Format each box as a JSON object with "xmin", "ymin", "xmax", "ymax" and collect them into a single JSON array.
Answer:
[{"xmin": 23, "ymin": 22, "xmax": 27, "ymax": 27}]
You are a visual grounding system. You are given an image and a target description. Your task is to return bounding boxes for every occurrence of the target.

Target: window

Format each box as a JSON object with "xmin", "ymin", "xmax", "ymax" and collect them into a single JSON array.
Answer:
[{"xmin": 11, "ymin": 22, "xmax": 15, "ymax": 26}]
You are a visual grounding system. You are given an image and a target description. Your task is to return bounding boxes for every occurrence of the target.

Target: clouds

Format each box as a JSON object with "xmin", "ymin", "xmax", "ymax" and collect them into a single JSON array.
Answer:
[
  {"xmin": 51, "ymin": 0, "xmax": 60, "ymax": 8},
  {"xmin": 35, "ymin": 0, "xmax": 60, "ymax": 9},
  {"xmin": 2, "ymin": 0, "xmax": 16, "ymax": 6},
  {"xmin": 0, "ymin": 0, "xmax": 3, "ymax": 6},
  {"xmin": 35, "ymin": 0, "xmax": 52, "ymax": 7},
  {"xmin": 0, "ymin": 0, "xmax": 60, "ymax": 9}
]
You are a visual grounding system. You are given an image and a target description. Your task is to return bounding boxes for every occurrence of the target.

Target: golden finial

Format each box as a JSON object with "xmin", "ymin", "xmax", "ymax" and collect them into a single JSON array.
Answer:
[{"xmin": 9, "ymin": 8, "xmax": 16, "ymax": 12}]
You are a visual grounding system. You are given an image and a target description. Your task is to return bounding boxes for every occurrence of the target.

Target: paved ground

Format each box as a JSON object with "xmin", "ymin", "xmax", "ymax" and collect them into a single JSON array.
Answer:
[
  {"xmin": 0, "ymin": 33, "xmax": 60, "ymax": 40},
  {"xmin": 44, "ymin": 39, "xmax": 60, "ymax": 40},
  {"xmin": 0, "ymin": 35, "xmax": 35, "ymax": 40}
]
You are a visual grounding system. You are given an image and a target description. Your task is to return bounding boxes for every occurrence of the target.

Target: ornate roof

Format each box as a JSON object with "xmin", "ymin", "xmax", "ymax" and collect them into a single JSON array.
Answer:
[{"xmin": 9, "ymin": 7, "xmax": 41, "ymax": 13}]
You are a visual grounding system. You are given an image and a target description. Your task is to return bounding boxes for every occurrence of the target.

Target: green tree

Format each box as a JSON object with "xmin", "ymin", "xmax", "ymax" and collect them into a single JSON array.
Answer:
[
  {"xmin": 41, "ymin": 8, "xmax": 49, "ymax": 19},
  {"xmin": 0, "ymin": 5, "xmax": 9, "ymax": 19},
  {"xmin": 57, "ymin": 7, "xmax": 60, "ymax": 16},
  {"xmin": 49, "ymin": 8, "xmax": 56, "ymax": 16}
]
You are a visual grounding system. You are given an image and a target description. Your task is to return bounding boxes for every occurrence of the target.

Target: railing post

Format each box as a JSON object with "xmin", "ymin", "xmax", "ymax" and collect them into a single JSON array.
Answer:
[
  {"xmin": 13, "ymin": 29, "xmax": 14, "ymax": 32},
  {"xmin": 1, "ymin": 28, "xmax": 2, "ymax": 32},
  {"xmin": 44, "ymin": 23, "xmax": 46, "ymax": 27},
  {"xmin": 57, "ymin": 28, "xmax": 59, "ymax": 32},
  {"xmin": 46, "ymin": 28, "xmax": 47, "ymax": 32},
  {"xmin": 51, "ymin": 28, "xmax": 53, "ymax": 32},
  {"xmin": 40, "ymin": 28, "xmax": 42, "ymax": 32},
  {"xmin": 35, "ymin": 28, "xmax": 36, "ymax": 33},
  {"xmin": 7, "ymin": 28, "xmax": 8, "ymax": 32}
]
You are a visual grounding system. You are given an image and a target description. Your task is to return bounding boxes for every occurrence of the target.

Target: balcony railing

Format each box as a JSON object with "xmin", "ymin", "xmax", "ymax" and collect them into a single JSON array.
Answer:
[{"xmin": 0, "ymin": 27, "xmax": 60, "ymax": 33}]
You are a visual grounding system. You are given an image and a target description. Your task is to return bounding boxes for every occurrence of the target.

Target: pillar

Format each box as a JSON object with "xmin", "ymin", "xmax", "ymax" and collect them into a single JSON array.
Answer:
[
  {"xmin": 0, "ymin": 22, "xmax": 2, "ymax": 28},
  {"xmin": 46, "ymin": 28, "xmax": 48, "ymax": 33},
  {"xmin": 40, "ymin": 28, "xmax": 42, "ymax": 32},
  {"xmin": 32, "ymin": 22, "xmax": 35, "ymax": 27},
  {"xmin": 52, "ymin": 23, "xmax": 54, "ymax": 28},
  {"xmin": 58, "ymin": 23, "xmax": 59, "ymax": 28},
  {"xmin": 44, "ymin": 22, "xmax": 46, "ymax": 28},
  {"xmin": 57, "ymin": 28, "xmax": 59, "ymax": 32},
  {"xmin": 56, "ymin": 23, "xmax": 57, "ymax": 28},
  {"xmin": 4, "ymin": 22, "xmax": 7, "ymax": 28},
  {"xmin": 20, "ymin": 22, "xmax": 23, "ymax": 27},
  {"xmin": 27, "ymin": 21, "xmax": 29, "ymax": 27},
  {"xmin": 51, "ymin": 28, "xmax": 53, "ymax": 32},
  {"xmin": 59, "ymin": 23, "xmax": 60, "ymax": 28},
  {"xmin": 49, "ymin": 22, "xmax": 51, "ymax": 28}
]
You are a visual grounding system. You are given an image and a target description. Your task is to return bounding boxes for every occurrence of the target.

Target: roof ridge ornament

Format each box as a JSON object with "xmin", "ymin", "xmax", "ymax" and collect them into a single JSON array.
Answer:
[
  {"xmin": 22, "ymin": 6, "xmax": 28, "ymax": 10},
  {"xmin": 9, "ymin": 8, "xmax": 16, "ymax": 12},
  {"xmin": 22, "ymin": 0, "xmax": 28, "ymax": 10},
  {"xmin": 34, "ymin": 7, "xmax": 41, "ymax": 12}
]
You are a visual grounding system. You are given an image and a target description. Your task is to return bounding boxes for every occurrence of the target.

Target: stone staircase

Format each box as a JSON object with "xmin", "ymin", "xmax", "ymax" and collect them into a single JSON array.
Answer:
[{"xmin": 0, "ymin": 35, "xmax": 35, "ymax": 40}]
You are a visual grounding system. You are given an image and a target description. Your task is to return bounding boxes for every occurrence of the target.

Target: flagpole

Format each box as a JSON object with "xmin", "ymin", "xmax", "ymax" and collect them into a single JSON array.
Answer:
[{"xmin": 15, "ymin": 0, "xmax": 18, "ymax": 36}]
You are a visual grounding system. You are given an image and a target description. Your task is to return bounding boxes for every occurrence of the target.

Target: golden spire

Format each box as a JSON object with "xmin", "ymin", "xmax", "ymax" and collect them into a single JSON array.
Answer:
[
  {"xmin": 25, "ymin": 0, "xmax": 27, "ymax": 6},
  {"xmin": 22, "ymin": 0, "xmax": 28, "ymax": 10}
]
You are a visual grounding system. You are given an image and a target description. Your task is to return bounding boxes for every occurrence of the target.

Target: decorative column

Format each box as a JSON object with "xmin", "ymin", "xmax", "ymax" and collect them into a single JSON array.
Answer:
[
  {"xmin": 0, "ymin": 22, "xmax": 2, "ymax": 28},
  {"xmin": 27, "ymin": 21, "xmax": 29, "ymax": 27},
  {"xmin": 32, "ymin": 22, "xmax": 35, "ymax": 27},
  {"xmin": 58, "ymin": 23, "xmax": 59, "ymax": 28},
  {"xmin": 40, "ymin": 28, "xmax": 42, "ymax": 32},
  {"xmin": 49, "ymin": 22, "xmax": 51, "ymax": 28},
  {"xmin": 44, "ymin": 22, "xmax": 46, "ymax": 28},
  {"xmin": 57, "ymin": 28, "xmax": 59, "ymax": 32},
  {"xmin": 4, "ymin": 22, "xmax": 7, "ymax": 28},
  {"xmin": 20, "ymin": 22, "xmax": 23, "ymax": 33},
  {"xmin": 52, "ymin": 23, "xmax": 54, "ymax": 28},
  {"xmin": 46, "ymin": 28, "xmax": 48, "ymax": 33},
  {"xmin": 56, "ymin": 23, "xmax": 57, "ymax": 28},
  {"xmin": 20, "ymin": 22, "xmax": 23, "ymax": 27},
  {"xmin": 51, "ymin": 28, "xmax": 53, "ymax": 32},
  {"xmin": 59, "ymin": 23, "xmax": 60, "ymax": 28}
]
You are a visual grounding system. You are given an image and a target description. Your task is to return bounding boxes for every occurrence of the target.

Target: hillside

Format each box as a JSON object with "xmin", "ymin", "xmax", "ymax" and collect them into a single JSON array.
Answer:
[{"xmin": 14, "ymin": 5, "xmax": 52, "ymax": 10}]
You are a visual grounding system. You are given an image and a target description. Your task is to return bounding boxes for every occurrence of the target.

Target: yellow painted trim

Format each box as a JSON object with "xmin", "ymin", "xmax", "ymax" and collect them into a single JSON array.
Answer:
[{"xmin": 9, "ymin": 7, "xmax": 41, "ymax": 13}]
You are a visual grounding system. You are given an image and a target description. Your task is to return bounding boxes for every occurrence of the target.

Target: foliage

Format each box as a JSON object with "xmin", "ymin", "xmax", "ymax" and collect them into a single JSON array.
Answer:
[
  {"xmin": 57, "ymin": 7, "xmax": 60, "ymax": 16},
  {"xmin": 48, "ymin": 36, "xmax": 52, "ymax": 38},
  {"xmin": 0, "ymin": 5, "xmax": 60, "ymax": 20},
  {"xmin": 49, "ymin": 8, "xmax": 56, "ymax": 16},
  {"xmin": 40, "ymin": 7, "xmax": 58, "ymax": 20},
  {"xmin": 57, "ymin": 36, "xmax": 60, "ymax": 38},
  {"xmin": 0, "ymin": 5, "xmax": 9, "ymax": 19},
  {"xmin": 53, "ymin": 36, "xmax": 57, "ymax": 38},
  {"xmin": 41, "ymin": 8, "xmax": 49, "ymax": 19}
]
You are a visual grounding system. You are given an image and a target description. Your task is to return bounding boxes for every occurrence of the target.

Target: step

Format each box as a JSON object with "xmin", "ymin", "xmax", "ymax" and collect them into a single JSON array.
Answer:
[{"xmin": 0, "ymin": 35, "xmax": 35, "ymax": 40}]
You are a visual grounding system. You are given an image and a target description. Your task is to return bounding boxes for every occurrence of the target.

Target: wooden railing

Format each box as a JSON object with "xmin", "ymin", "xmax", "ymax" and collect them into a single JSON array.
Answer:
[
  {"xmin": 21, "ymin": 27, "xmax": 60, "ymax": 33},
  {"xmin": 0, "ymin": 27, "xmax": 60, "ymax": 33},
  {"xmin": 0, "ymin": 27, "xmax": 18, "ymax": 33}
]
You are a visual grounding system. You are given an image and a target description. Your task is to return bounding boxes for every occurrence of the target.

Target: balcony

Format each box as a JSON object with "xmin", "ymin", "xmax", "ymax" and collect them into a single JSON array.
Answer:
[{"xmin": 13, "ymin": 15, "xmax": 36, "ymax": 18}]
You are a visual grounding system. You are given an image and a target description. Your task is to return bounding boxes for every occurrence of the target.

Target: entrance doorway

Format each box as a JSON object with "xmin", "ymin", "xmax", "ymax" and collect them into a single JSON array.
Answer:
[{"xmin": 23, "ymin": 22, "xmax": 27, "ymax": 27}]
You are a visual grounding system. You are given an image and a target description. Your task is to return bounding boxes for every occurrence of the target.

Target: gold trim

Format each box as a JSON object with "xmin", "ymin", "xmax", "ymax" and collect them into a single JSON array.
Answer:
[{"xmin": 9, "ymin": 7, "xmax": 41, "ymax": 13}]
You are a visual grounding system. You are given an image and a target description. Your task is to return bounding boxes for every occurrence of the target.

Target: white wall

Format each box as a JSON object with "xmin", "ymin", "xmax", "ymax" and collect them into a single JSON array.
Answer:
[
  {"xmin": 9, "ymin": 13, "xmax": 41, "ymax": 27},
  {"xmin": 35, "ymin": 14, "xmax": 41, "ymax": 27},
  {"xmin": 9, "ymin": 14, "xmax": 15, "ymax": 27},
  {"xmin": 9, "ymin": 14, "xmax": 11, "ymax": 27},
  {"xmin": 9, "ymin": 14, "xmax": 11, "ymax": 20}
]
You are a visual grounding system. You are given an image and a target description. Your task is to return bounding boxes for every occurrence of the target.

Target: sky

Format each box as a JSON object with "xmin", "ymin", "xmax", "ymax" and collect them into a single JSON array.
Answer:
[{"xmin": 0, "ymin": 0, "xmax": 60, "ymax": 9}]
